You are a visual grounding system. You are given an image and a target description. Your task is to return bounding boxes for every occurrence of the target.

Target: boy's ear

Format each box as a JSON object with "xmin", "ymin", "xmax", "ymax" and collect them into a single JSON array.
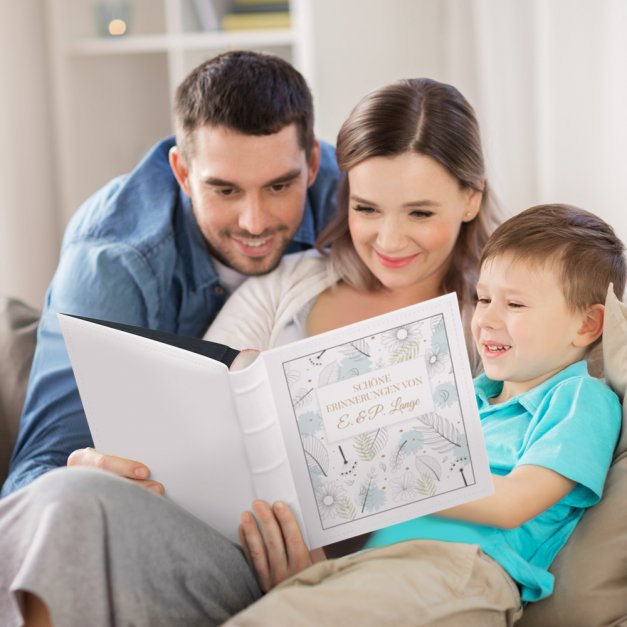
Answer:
[{"xmin": 573, "ymin": 304, "xmax": 605, "ymax": 348}]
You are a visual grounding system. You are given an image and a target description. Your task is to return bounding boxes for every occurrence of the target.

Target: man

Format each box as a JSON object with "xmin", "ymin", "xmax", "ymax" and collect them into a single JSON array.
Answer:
[{"xmin": 2, "ymin": 50, "xmax": 340, "ymax": 496}]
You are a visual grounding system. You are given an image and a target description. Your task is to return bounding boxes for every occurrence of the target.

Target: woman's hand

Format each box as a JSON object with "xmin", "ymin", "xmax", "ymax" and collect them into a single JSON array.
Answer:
[
  {"xmin": 239, "ymin": 500, "xmax": 325, "ymax": 592},
  {"xmin": 67, "ymin": 447, "xmax": 165, "ymax": 494}
]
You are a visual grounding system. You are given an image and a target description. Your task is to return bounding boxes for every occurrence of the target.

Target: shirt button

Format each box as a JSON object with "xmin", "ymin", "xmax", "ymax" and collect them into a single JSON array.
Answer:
[{"xmin": 213, "ymin": 285, "xmax": 225, "ymax": 295}]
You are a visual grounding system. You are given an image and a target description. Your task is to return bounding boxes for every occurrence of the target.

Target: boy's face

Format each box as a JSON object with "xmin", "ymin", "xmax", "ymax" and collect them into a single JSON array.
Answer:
[{"xmin": 471, "ymin": 253, "xmax": 588, "ymax": 399}]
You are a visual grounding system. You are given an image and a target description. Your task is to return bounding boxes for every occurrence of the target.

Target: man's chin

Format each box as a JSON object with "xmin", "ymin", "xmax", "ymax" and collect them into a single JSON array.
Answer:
[{"xmin": 224, "ymin": 250, "xmax": 285, "ymax": 277}]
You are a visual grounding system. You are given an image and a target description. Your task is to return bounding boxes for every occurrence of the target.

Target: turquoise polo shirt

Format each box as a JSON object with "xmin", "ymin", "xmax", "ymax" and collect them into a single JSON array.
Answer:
[{"xmin": 366, "ymin": 360, "xmax": 621, "ymax": 602}]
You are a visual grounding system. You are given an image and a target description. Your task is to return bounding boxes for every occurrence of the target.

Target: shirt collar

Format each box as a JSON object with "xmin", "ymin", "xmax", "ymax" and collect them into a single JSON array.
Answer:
[
  {"xmin": 292, "ymin": 192, "xmax": 316, "ymax": 247},
  {"xmin": 176, "ymin": 190, "xmax": 220, "ymax": 291},
  {"xmin": 475, "ymin": 360, "xmax": 590, "ymax": 412}
]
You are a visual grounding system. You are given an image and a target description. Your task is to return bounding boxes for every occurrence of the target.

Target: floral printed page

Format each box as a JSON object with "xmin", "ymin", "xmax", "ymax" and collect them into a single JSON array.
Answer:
[{"xmin": 263, "ymin": 293, "xmax": 492, "ymax": 548}]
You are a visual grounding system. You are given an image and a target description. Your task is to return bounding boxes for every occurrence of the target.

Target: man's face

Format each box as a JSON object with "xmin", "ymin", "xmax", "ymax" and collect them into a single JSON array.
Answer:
[{"xmin": 170, "ymin": 124, "xmax": 320, "ymax": 275}]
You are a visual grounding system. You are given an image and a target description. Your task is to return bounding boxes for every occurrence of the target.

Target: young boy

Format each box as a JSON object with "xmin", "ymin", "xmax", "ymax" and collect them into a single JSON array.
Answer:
[{"xmin": 226, "ymin": 204, "xmax": 625, "ymax": 626}]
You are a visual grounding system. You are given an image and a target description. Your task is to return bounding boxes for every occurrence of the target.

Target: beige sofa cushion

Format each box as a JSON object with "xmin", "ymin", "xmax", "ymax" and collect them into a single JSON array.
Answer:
[
  {"xmin": 519, "ymin": 286, "xmax": 627, "ymax": 627},
  {"xmin": 0, "ymin": 296, "xmax": 39, "ymax": 484}
]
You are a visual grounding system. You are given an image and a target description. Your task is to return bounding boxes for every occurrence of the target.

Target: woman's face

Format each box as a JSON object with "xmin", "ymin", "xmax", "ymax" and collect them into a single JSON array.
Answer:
[{"xmin": 347, "ymin": 153, "xmax": 482, "ymax": 296}]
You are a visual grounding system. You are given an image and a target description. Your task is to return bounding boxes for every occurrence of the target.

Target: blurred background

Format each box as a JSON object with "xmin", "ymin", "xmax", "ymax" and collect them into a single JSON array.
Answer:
[{"xmin": 1, "ymin": 0, "xmax": 626, "ymax": 308}]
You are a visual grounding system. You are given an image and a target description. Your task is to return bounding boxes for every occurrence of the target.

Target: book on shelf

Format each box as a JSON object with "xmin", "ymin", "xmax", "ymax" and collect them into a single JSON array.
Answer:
[
  {"xmin": 58, "ymin": 292, "xmax": 492, "ymax": 549},
  {"xmin": 221, "ymin": 10, "xmax": 291, "ymax": 30}
]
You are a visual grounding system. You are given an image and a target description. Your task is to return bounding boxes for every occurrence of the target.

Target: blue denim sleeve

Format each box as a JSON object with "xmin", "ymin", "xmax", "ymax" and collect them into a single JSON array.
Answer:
[{"xmin": 2, "ymin": 240, "xmax": 159, "ymax": 496}]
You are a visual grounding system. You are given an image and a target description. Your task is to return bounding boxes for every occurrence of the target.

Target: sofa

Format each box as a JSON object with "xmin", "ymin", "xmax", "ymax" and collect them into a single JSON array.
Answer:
[{"xmin": 0, "ymin": 293, "xmax": 626, "ymax": 626}]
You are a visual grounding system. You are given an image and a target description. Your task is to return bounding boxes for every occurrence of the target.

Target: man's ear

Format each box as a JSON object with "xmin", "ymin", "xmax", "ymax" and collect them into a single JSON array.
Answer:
[
  {"xmin": 573, "ymin": 304, "xmax": 605, "ymax": 347},
  {"xmin": 169, "ymin": 146, "xmax": 191, "ymax": 196},
  {"xmin": 306, "ymin": 139, "xmax": 321, "ymax": 188}
]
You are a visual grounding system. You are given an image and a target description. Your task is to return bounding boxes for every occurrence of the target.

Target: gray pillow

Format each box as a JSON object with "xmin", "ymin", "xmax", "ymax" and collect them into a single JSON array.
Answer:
[
  {"xmin": 518, "ymin": 286, "xmax": 627, "ymax": 627},
  {"xmin": 0, "ymin": 296, "xmax": 39, "ymax": 484}
]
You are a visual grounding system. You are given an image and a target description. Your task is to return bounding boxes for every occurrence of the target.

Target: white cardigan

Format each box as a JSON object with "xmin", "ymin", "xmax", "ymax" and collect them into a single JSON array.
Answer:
[
  {"xmin": 204, "ymin": 251, "xmax": 339, "ymax": 351},
  {"xmin": 204, "ymin": 250, "xmax": 482, "ymax": 375}
]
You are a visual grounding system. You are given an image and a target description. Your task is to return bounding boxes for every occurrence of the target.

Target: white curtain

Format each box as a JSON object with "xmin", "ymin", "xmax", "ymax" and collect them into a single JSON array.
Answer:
[
  {"xmin": 447, "ymin": 0, "xmax": 627, "ymax": 243},
  {"xmin": 0, "ymin": 1, "xmax": 59, "ymax": 308}
]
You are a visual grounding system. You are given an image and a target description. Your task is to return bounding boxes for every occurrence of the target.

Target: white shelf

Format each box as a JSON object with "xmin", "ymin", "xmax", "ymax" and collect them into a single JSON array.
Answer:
[
  {"xmin": 47, "ymin": 0, "xmax": 311, "ymax": 224},
  {"xmin": 68, "ymin": 29, "xmax": 297, "ymax": 55}
]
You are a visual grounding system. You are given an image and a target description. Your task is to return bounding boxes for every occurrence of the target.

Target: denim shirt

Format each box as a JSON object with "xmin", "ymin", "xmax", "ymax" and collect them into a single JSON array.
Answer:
[{"xmin": 2, "ymin": 136, "xmax": 340, "ymax": 496}]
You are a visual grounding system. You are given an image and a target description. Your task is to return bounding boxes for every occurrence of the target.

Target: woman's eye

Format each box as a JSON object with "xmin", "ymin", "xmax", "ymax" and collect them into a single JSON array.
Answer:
[
  {"xmin": 477, "ymin": 297, "xmax": 490, "ymax": 305},
  {"xmin": 508, "ymin": 302, "xmax": 524, "ymax": 309},
  {"xmin": 352, "ymin": 204, "xmax": 377, "ymax": 214},
  {"xmin": 410, "ymin": 210, "xmax": 434, "ymax": 219}
]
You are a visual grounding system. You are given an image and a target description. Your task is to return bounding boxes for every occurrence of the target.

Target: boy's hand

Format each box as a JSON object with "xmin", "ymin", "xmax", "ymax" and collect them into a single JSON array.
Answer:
[
  {"xmin": 67, "ymin": 447, "xmax": 165, "ymax": 494},
  {"xmin": 239, "ymin": 500, "xmax": 325, "ymax": 592}
]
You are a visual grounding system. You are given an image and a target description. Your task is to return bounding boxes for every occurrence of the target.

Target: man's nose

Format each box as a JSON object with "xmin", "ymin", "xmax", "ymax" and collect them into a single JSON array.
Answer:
[{"xmin": 238, "ymin": 195, "xmax": 271, "ymax": 235}]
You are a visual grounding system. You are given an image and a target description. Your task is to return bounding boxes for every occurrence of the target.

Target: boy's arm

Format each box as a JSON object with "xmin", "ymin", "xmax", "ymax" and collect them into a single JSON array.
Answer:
[{"xmin": 439, "ymin": 465, "xmax": 576, "ymax": 529}]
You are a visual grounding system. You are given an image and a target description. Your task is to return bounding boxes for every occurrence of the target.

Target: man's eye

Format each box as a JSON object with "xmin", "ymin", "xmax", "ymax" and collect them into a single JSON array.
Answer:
[
  {"xmin": 269, "ymin": 183, "xmax": 290, "ymax": 193},
  {"xmin": 215, "ymin": 187, "xmax": 237, "ymax": 196}
]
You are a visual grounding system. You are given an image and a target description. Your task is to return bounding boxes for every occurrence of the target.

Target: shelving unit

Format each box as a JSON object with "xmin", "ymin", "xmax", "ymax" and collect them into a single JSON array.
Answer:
[{"xmin": 46, "ymin": 0, "xmax": 312, "ymax": 224}]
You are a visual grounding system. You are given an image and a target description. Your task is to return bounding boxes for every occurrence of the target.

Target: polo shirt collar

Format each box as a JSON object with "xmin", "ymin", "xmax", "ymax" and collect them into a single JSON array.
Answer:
[{"xmin": 475, "ymin": 360, "xmax": 589, "ymax": 413}]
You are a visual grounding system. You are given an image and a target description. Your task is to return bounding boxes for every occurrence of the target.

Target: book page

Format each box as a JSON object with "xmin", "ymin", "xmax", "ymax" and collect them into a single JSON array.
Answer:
[
  {"xmin": 59, "ymin": 315, "xmax": 255, "ymax": 545},
  {"xmin": 262, "ymin": 293, "xmax": 492, "ymax": 548}
]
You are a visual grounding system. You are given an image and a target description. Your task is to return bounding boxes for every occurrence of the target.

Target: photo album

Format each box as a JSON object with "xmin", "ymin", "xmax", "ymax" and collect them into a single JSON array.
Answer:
[{"xmin": 59, "ymin": 292, "xmax": 492, "ymax": 548}]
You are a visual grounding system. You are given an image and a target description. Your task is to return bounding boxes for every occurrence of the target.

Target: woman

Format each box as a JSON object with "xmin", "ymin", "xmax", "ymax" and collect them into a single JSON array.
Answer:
[{"xmin": 7, "ymin": 78, "xmax": 502, "ymax": 627}]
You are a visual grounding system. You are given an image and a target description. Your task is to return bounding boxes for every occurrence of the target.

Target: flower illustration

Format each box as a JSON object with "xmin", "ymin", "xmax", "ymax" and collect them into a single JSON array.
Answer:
[
  {"xmin": 425, "ymin": 346, "xmax": 449, "ymax": 375},
  {"xmin": 382, "ymin": 323, "xmax": 423, "ymax": 351},
  {"xmin": 390, "ymin": 471, "xmax": 420, "ymax": 501},
  {"xmin": 316, "ymin": 481, "xmax": 346, "ymax": 519}
]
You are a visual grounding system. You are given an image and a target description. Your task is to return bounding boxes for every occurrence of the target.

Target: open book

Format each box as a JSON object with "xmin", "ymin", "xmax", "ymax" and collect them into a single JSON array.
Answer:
[{"xmin": 58, "ymin": 293, "xmax": 492, "ymax": 548}]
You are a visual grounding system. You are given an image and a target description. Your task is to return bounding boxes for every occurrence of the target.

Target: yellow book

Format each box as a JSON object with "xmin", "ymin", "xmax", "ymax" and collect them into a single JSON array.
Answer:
[{"xmin": 221, "ymin": 11, "xmax": 291, "ymax": 30}]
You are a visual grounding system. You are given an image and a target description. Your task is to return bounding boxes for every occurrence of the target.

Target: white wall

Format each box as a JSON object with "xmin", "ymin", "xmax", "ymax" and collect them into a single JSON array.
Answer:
[{"xmin": 0, "ymin": 0, "xmax": 59, "ymax": 308}]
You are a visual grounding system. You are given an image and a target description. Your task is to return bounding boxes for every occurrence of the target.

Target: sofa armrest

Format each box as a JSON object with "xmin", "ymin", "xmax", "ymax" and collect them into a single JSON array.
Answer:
[{"xmin": 0, "ymin": 296, "xmax": 39, "ymax": 485}]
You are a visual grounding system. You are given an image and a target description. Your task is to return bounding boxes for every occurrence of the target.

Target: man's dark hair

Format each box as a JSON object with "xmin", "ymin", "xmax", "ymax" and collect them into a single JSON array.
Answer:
[{"xmin": 174, "ymin": 50, "xmax": 314, "ymax": 160}]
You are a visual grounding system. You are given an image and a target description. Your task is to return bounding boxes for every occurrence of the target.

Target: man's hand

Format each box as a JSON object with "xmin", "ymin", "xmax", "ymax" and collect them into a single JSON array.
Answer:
[
  {"xmin": 67, "ymin": 448, "xmax": 165, "ymax": 494},
  {"xmin": 239, "ymin": 500, "xmax": 325, "ymax": 592}
]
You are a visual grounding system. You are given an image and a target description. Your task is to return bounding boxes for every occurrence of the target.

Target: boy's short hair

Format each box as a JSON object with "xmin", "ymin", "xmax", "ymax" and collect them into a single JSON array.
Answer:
[
  {"xmin": 481, "ymin": 204, "xmax": 626, "ymax": 310},
  {"xmin": 174, "ymin": 50, "xmax": 314, "ymax": 161}
]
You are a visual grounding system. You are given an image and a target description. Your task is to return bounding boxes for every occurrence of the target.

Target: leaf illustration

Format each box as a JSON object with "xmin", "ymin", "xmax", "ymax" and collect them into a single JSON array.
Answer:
[
  {"xmin": 339, "ymin": 338, "xmax": 370, "ymax": 359},
  {"xmin": 390, "ymin": 340, "xmax": 420, "ymax": 364},
  {"xmin": 303, "ymin": 436, "xmax": 329, "ymax": 476},
  {"xmin": 319, "ymin": 361, "xmax": 341, "ymax": 387},
  {"xmin": 353, "ymin": 428, "xmax": 389, "ymax": 461},
  {"xmin": 335, "ymin": 496, "xmax": 357, "ymax": 520},
  {"xmin": 293, "ymin": 387, "xmax": 314, "ymax": 409},
  {"xmin": 284, "ymin": 364, "xmax": 300, "ymax": 385},
  {"xmin": 415, "ymin": 455, "xmax": 441, "ymax": 481},
  {"xmin": 416, "ymin": 473, "xmax": 436, "ymax": 496},
  {"xmin": 415, "ymin": 412, "xmax": 461, "ymax": 453}
]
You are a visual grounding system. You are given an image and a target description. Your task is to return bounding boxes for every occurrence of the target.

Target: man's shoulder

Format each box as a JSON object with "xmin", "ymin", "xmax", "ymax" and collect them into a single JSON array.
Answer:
[{"xmin": 64, "ymin": 137, "xmax": 182, "ymax": 253}]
